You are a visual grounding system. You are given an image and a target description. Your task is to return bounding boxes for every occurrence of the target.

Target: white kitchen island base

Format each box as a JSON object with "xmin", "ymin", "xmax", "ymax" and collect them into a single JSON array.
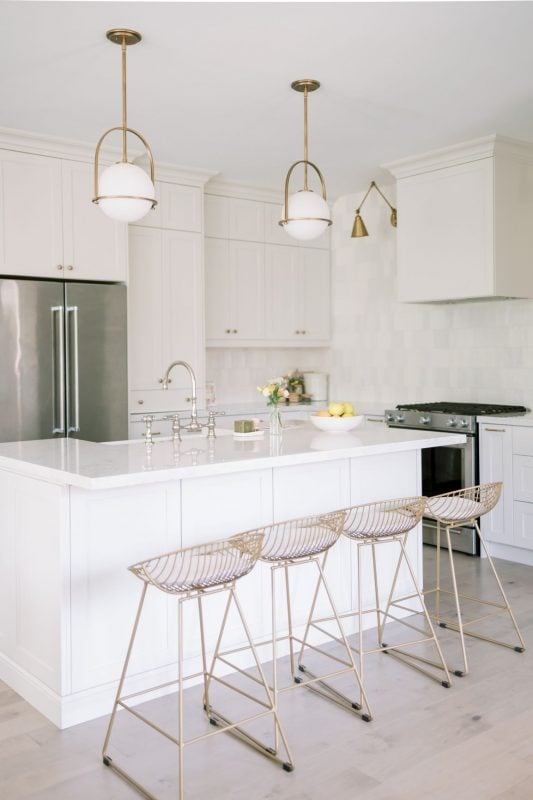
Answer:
[{"xmin": 0, "ymin": 425, "xmax": 465, "ymax": 728}]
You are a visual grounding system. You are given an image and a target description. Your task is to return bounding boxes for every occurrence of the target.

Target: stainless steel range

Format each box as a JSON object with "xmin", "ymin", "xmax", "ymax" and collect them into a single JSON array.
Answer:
[{"xmin": 385, "ymin": 402, "xmax": 528, "ymax": 555}]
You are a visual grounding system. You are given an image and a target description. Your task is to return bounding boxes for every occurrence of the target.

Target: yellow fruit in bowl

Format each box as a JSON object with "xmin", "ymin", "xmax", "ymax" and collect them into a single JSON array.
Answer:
[
  {"xmin": 343, "ymin": 402, "xmax": 355, "ymax": 415},
  {"xmin": 327, "ymin": 402, "xmax": 345, "ymax": 417},
  {"xmin": 343, "ymin": 412, "xmax": 355, "ymax": 417},
  {"xmin": 315, "ymin": 409, "xmax": 331, "ymax": 417}
]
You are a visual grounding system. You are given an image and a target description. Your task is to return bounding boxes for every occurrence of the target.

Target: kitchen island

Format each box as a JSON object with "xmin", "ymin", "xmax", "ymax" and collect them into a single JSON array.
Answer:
[{"xmin": 0, "ymin": 422, "xmax": 465, "ymax": 728}]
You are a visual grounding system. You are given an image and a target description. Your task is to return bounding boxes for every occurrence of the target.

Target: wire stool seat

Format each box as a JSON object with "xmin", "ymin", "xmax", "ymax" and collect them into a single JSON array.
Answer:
[
  {"xmin": 208, "ymin": 510, "xmax": 373, "ymax": 751},
  {"xmin": 299, "ymin": 496, "xmax": 452, "ymax": 714},
  {"xmin": 102, "ymin": 531, "xmax": 294, "ymax": 800},
  {"xmin": 424, "ymin": 482, "xmax": 526, "ymax": 676}
]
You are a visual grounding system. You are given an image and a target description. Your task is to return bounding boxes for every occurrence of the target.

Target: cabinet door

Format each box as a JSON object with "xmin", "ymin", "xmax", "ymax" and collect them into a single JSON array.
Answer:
[
  {"xmin": 230, "ymin": 240, "xmax": 265, "ymax": 340},
  {"xmin": 161, "ymin": 230, "xmax": 204, "ymax": 387},
  {"xmin": 300, "ymin": 247, "xmax": 330, "ymax": 343},
  {"xmin": 264, "ymin": 202, "xmax": 287, "ymax": 245},
  {"xmin": 0, "ymin": 149, "xmax": 63, "ymax": 277},
  {"xmin": 397, "ymin": 158, "xmax": 494, "ymax": 302},
  {"xmin": 128, "ymin": 227, "xmax": 165, "ymax": 392},
  {"xmin": 134, "ymin": 181, "xmax": 202, "ymax": 232},
  {"xmin": 205, "ymin": 237, "xmax": 232, "ymax": 341},
  {"xmin": 229, "ymin": 198, "xmax": 264, "ymax": 241},
  {"xmin": 62, "ymin": 160, "xmax": 127, "ymax": 282},
  {"xmin": 264, "ymin": 244, "xmax": 300, "ymax": 341},
  {"xmin": 204, "ymin": 194, "xmax": 229, "ymax": 238},
  {"xmin": 479, "ymin": 424, "xmax": 513, "ymax": 544}
]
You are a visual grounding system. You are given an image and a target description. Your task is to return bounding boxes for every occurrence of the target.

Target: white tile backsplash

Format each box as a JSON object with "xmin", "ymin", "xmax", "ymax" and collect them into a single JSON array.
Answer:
[{"xmin": 326, "ymin": 187, "xmax": 533, "ymax": 408}]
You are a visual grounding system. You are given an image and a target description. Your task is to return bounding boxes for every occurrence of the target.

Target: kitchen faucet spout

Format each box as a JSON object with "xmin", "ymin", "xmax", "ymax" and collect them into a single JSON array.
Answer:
[{"xmin": 160, "ymin": 361, "xmax": 202, "ymax": 432}]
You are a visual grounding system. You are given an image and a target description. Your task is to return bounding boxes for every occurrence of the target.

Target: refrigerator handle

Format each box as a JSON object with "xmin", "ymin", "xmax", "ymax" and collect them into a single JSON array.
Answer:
[
  {"xmin": 67, "ymin": 306, "xmax": 80, "ymax": 433},
  {"xmin": 51, "ymin": 306, "xmax": 65, "ymax": 434}
]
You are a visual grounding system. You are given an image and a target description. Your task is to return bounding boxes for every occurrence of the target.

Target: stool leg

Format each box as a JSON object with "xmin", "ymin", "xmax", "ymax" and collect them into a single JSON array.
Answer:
[
  {"xmin": 475, "ymin": 521, "xmax": 526, "ymax": 652},
  {"xmin": 204, "ymin": 584, "xmax": 295, "ymax": 772},
  {"xmin": 102, "ymin": 582, "xmax": 148, "ymax": 765},
  {"xmin": 296, "ymin": 554, "xmax": 373, "ymax": 721},
  {"xmin": 284, "ymin": 563, "xmax": 296, "ymax": 679},
  {"xmin": 371, "ymin": 542, "xmax": 383, "ymax": 647},
  {"xmin": 197, "ymin": 595, "xmax": 209, "ymax": 712},
  {"xmin": 435, "ymin": 520, "xmax": 442, "ymax": 623},
  {"xmin": 380, "ymin": 535, "xmax": 452, "ymax": 688},
  {"xmin": 178, "ymin": 597, "xmax": 185, "ymax": 800},
  {"xmin": 443, "ymin": 524, "xmax": 469, "ymax": 676}
]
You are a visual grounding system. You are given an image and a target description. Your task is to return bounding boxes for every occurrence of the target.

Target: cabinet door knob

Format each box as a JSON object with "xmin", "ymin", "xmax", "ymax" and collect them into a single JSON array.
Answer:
[
  {"xmin": 232, "ymin": 329, "xmax": 237, "ymax": 334},
  {"xmin": 295, "ymin": 330, "xmax": 300, "ymax": 335},
  {"xmin": 302, "ymin": 330, "xmax": 306, "ymax": 334},
  {"xmin": 137, "ymin": 399, "xmax": 144, "ymax": 405},
  {"xmin": 56, "ymin": 264, "xmax": 63, "ymax": 271},
  {"xmin": 66, "ymin": 265, "xmax": 74, "ymax": 271},
  {"xmin": 225, "ymin": 329, "xmax": 231, "ymax": 334}
]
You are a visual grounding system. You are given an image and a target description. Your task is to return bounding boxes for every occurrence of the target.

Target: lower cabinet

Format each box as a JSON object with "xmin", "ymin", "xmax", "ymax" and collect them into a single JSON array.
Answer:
[
  {"xmin": 128, "ymin": 226, "xmax": 205, "ymax": 412},
  {"xmin": 479, "ymin": 421, "xmax": 533, "ymax": 559}
]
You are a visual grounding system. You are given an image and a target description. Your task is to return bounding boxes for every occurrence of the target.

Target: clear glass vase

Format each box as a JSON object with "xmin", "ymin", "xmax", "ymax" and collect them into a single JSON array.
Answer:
[{"xmin": 269, "ymin": 406, "xmax": 283, "ymax": 437}]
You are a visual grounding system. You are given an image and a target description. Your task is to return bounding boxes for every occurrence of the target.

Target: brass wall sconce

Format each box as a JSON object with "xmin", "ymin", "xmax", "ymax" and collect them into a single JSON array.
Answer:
[
  {"xmin": 351, "ymin": 181, "xmax": 397, "ymax": 238},
  {"xmin": 93, "ymin": 29, "xmax": 157, "ymax": 223}
]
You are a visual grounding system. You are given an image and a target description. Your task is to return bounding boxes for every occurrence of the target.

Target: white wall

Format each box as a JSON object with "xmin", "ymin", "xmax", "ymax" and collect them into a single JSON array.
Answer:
[
  {"xmin": 206, "ymin": 347, "xmax": 328, "ymax": 405},
  {"xmin": 327, "ymin": 186, "xmax": 533, "ymax": 407}
]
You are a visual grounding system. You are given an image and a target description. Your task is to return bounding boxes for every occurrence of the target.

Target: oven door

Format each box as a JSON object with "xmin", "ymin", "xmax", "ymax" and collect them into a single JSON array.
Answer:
[{"xmin": 421, "ymin": 435, "xmax": 479, "ymax": 555}]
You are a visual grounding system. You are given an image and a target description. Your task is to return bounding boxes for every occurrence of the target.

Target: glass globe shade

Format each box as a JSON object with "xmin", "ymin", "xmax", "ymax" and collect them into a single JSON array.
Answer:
[
  {"xmin": 98, "ymin": 162, "xmax": 155, "ymax": 223},
  {"xmin": 280, "ymin": 189, "xmax": 330, "ymax": 241}
]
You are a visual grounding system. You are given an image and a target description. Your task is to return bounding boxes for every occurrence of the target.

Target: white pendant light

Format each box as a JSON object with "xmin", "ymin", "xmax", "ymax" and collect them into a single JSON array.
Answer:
[
  {"xmin": 93, "ymin": 29, "xmax": 157, "ymax": 223},
  {"xmin": 279, "ymin": 79, "xmax": 332, "ymax": 241}
]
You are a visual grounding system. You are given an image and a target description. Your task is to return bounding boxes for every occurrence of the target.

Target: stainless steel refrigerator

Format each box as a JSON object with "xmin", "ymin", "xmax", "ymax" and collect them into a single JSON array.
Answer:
[{"xmin": 0, "ymin": 278, "xmax": 128, "ymax": 443}]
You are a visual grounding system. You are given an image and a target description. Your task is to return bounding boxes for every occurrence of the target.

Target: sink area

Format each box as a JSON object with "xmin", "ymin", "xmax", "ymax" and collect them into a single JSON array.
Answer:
[{"xmin": 105, "ymin": 428, "xmax": 234, "ymax": 446}]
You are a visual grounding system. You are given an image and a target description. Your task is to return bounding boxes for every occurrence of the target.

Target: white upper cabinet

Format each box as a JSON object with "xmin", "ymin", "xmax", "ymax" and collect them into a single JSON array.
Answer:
[
  {"xmin": 61, "ymin": 160, "xmax": 127, "ymax": 282},
  {"xmin": 205, "ymin": 238, "xmax": 265, "ymax": 344},
  {"xmin": 386, "ymin": 136, "xmax": 533, "ymax": 302},
  {"xmin": 205, "ymin": 194, "xmax": 229, "ymax": 238},
  {"xmin": 0, "ymin": 149, "xmax": 127, "ymax": 281},
  {"xmin": 264, "ymin": 202, "xmax": 288, "ymax": 245},
  {"xmin": 229, "ymin": 198, "xmax": 264, "ymax": 241},
  {"xmin": 0, "ymin": 149, "xmax": 63, "ymax": 277},
  {"xmin": 128, "ymin": 226, "xmax": 205, "ymax": 410},
  {"xmin": 134, "ymin": 181, "xmax": 202, "ymax": 232},
  {"xmin": 265, "ymin": 245, "xmax": 330, "ymax": 345}
]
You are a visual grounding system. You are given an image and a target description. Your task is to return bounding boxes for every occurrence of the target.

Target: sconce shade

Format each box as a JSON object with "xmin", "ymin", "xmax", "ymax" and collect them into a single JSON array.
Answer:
[
  {"xmin": 351, "ymin": 212, "xmax": 369, "ymax": 238},
  {"xmin": 98, "ymin": 162, "xmax": 156, "ymax": 222},
  {"xmin": 281, "ymin": 189, "xmax": 330, "ymax": 241}
]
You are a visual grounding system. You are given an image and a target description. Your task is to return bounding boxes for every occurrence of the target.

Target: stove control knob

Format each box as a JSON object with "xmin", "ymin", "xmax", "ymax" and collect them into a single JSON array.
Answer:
[
  {"xmin": 386, "ymin": 413, "xmax": 395, "ymax": 423},
  {"xmin": 419, "ymin": 415, "xmax": 431, "ymax": 425},
  {"xmin": 396, "ymin": 414, "xmax": 405, "ymax": 423},
  {"xmin": 459, "ymin": 418, "xmax": 469, "ymax": 428},
  {"xmin": 447, "ymin": 418, "xmax": 457, "ymax": 427}
]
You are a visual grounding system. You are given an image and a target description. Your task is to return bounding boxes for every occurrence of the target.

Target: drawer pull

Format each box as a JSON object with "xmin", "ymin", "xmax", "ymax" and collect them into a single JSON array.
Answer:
[
  {"xmin": 142, "ymin": 431, "xmax": 161, "ymax": 437},
  {"xmin": 367, "ymin": 417, "xmax": 384, "ymax": 423},
  {"xmin": 485, "ymin": 427, "xmax": 506, "ymax": 432}
]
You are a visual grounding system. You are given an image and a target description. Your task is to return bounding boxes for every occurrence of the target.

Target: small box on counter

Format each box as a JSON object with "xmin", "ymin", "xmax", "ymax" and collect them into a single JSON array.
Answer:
[{"xmin": 234, "ymin": 419, "xmax": 255, "ymax": 434}]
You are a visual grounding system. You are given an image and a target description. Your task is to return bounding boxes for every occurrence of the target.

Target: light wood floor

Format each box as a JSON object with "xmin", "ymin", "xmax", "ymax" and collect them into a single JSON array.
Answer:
[{"xmin": 1, "ymin": 548, "xmax": 533, "ymax": 800}]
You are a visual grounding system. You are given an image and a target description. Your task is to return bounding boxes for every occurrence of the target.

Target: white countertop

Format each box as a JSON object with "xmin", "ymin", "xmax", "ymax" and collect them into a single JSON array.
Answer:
[
  {"xmin": 477, "ymin": 413, "xmax": 533, "ymax": 427},
  {"xmin": 0, "ymin": 423, "xmax": 465, "ymax": 490}
]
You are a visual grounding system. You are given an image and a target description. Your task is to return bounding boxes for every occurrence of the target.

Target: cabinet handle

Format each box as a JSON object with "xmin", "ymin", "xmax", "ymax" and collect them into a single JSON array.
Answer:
[
  {"xmin": 186, "ymin": 397, "xmax": 191, "ymax": 402},
  {"xmin": 66, "ymin": 265, "xmax": 74, "ymax": 271},
  {"xmin": 484, "ymin": 427, "xmax": 506, "ymax": 432},
  {"xmin": 232, "ymin": 329, "xmax": 238, "ymax": 334},
  {"xmin": 367, "ymin": 417, "xmax": 384, "ymax": 423},
  {"xmin": 142, "ymin": 431, "xmax": 161, "ymax": 437},
  {"xmin": 137, "ymin": 399, "xmax": 144, "ymax": 405},
  {"xmin": 295, "ymin": 330, "xmax": 300, "ymax": 335},
  {"xmin": 302, "ymin": 330, "xmax": 306, "ymax": 334},
  {"xmin": 56, "ymin": 264, "xmax": 63, "ymax": 271},
  {"xmin": 225, "ymin": 329, "xmax": 231, "ymax": 334}
]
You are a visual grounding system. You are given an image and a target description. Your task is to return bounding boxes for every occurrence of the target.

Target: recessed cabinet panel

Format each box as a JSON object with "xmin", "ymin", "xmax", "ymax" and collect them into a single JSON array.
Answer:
[
  {"xmin": 135, "ymin": 181, "xmax": 202, "ymax": 232},
  {"xmin": 265, "ymin": 244, "xmax": 299, "ymax": 341},
  {"xmin": 0, "ymin": 149, "xmax": 63, "ymax": 277},
  {"xmin": 513, "ymin": 502, "xmax": 533, "ymax": 550},
  {"xmin": 301, "ymin": 248, "xmax": 330, "ymax": 341},
  {"xmin": 61, "ymin": 160, "xmax": 127, "ymax": 282},
  {"xmin": 397, "ymin": 158, "xmax": 494, "ymax": 302},
  {"xmin": 264, "ymin": 202, "xmax": 288, "ymax": 245},
  {"xmin": 229, "ymin": 198, "xmax": 264, "ymax": 242},
  {"xmin": 479, "ymin": 424, "xmax": 512, "ymax": 545},
  {"xmin": 205, "ymin": 194, "xmax": 229, "ymax": 238},
  {"xmin": 205, "ymin": 237, "xmax": 231, "ymax": 340}
]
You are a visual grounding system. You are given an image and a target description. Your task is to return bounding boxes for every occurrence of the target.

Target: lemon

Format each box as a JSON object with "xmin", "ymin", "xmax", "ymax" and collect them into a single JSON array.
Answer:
[{"xmin": 328, "ymin": 402, "xmax": 345, "ymax": 417}]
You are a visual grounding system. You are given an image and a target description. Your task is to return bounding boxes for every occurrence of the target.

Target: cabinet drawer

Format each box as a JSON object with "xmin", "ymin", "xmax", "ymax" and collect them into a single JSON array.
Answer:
[
  {"xmin": 513, "ymin": 501, "xmax": 533, "ymax": 550},
  {"xmin": 513, "ymin": 455, "xmax": 533, "ymax": 501},
  {"xmin": 512, "ymin": 426, "xmax": 533, "ymax": 456}
]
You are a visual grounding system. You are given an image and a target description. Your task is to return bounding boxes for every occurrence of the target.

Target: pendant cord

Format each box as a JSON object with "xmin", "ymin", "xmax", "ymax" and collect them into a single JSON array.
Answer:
[
  {"xmin": 303, "ymin": 86, "xmax": 308, "ymax": 191},
  {"xmin": 121, "ymin": 35, "xmax": 128, "ymax": 162}
]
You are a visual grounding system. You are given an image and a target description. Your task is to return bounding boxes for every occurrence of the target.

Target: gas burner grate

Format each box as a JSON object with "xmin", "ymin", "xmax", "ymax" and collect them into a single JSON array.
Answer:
[{"xmin": 396, "ymin": 402, "xmax": 528, "ymax": 416}]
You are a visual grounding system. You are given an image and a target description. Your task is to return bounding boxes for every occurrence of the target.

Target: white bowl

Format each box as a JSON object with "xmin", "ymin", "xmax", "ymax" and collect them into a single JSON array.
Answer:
[{"xmin": 310, "ymin": 413, "xmax": 365, "ymax": 432}]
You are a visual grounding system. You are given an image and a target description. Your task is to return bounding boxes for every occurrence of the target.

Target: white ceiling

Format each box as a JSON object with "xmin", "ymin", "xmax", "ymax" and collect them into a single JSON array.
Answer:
[{"xmin": 2, "ymin": 1, "xmax": 533, "ymax": 197}]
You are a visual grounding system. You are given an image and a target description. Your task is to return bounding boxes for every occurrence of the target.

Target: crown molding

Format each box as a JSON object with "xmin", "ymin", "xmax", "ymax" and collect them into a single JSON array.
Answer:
[
  {"xmin": 0, "ymin": 126, "xmax": 131, "ymax": 164},
  {"xmin": 383, "ymin": 134, "xmax": 533, "ymax": 179},
  {"xmin": 205, "ymin": 178, "xmax": 282, "ymax": 205},
  {"xmin": 0, "ymin": 127, "xmax": 218, "ymax": 186}
]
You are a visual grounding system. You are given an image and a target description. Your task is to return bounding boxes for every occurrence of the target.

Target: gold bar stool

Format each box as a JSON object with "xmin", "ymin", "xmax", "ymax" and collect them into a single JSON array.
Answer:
[
  {"xmin": 102, "ymin": 531, "xmax": 294, "ymax": 800},
  {"xmin": 300, "ymin": 497, "xmax": 452, "ymax": 712},
  {"xmin": 209, "ymin": 511, "xmax": 373, "ymax": 740},
  {"xmin": 425, "ymin": 482, "xmax": 526, "ymax": 677}
]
